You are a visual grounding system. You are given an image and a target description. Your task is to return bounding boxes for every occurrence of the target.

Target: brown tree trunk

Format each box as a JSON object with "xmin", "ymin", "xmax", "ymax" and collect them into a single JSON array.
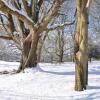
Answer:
[
  {"xmin": 17, "ymin": 28, "xmax": 40, "ymax": 72},
  {"xmin": 57, "ymin": 29, "xmax": 64, "ymax": 63},
  {"xmin": 74, "ymin": 0, "xmax": 88, "ymax": 91},
  {"xmin": 58, "ymin": 50, "xmax": 63, "ymax": 62}
]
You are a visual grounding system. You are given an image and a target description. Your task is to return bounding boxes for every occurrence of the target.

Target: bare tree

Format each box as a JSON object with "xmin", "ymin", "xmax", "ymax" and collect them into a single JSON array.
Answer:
[{"xmin": 0, "ymin": 0, "xmax": 64, "ymax": 72}]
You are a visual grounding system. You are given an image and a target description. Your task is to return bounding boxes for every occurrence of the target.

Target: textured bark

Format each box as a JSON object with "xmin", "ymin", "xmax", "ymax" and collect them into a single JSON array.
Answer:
[
  {"xmin": 23, "ymin": 28, "xmax": 39, "ymax": 68},
  {"xmin": 74, "ymin": 0, "xmax": 89, "ymax": 91},
  {"xmin": 17, "ymin": 28, "xmax": 40, "ymax": 72}
]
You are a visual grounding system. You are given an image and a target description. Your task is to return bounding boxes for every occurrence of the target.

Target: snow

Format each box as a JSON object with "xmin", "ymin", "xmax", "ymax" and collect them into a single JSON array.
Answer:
[
  {"xmin": 0, "ymin": 61, "xmax": 100, "ymax": 100},
  {"xmin": 1, "ymin": 0, "xmax": 33, "ymax": 24}
]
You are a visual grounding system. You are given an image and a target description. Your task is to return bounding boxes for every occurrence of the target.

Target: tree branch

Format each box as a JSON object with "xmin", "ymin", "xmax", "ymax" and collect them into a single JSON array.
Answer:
[
  {"xmin": 38, "ymin": 0, "xmax": 44, "ymax": 9},
  {"xmin": 22, "ymin": 0, "xmax": 31, "ymax": 17},
  {"xmin": 0, "ymin": 35, "xmax": 13, "ymax": 40},
  {"xmin": 86, "ymin": 0, "xmax": 92, "ymax": 8},
  {"xmin": 47, "ymin": 20, "xmax": 75, "ymax": 31},
  {"xmin": 0, "ymin": 0, "xmax": 33, "ymax": 27},
  {"xmin": 37, "ymin": 0, "xmax": 64, "ymax": 34}
]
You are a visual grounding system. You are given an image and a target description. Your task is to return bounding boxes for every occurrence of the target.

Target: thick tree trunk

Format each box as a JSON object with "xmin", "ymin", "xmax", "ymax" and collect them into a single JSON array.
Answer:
[
  {"xmin": 74, "ymin": 0, "xmax": 88, "ymax": 91},
  {"xmin": 17, "ymin": 28, "xmax": 40, "ymax": 72}
]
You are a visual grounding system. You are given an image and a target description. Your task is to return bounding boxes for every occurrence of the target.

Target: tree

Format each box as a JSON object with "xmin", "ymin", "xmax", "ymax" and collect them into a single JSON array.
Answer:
[
  {"xmin": 37, "ymin": 31, "xmax": 48, "ymax": 62},
  {"xmin": 0, "ymin": 0, "xmax": 64, "ymax": 72},
  {"xmin": 74, "ymin": 0, "xmax": 91, "ymax": 91}
]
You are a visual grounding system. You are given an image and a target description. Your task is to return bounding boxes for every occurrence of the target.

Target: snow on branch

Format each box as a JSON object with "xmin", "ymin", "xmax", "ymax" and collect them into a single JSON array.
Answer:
[
  {"xmin": 36, "ymin": 0, "xmax": 64, "ymax": 34},
  {"xmin": 86, "ymin": 0, "xmax": 92, "ymax": 8},
  {"xmin": 47, "ymin": 20, "xmax": 75, "ymax": 31},
  {"xmin": 0, "ymin": 0, "xmax": 34, "ymax": 27}
]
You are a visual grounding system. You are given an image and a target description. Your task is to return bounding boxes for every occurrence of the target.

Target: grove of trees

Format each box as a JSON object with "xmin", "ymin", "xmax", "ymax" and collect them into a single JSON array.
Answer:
[{"xmin": 0, "ymin": 0, "xmax": 100, "ymax": 91}]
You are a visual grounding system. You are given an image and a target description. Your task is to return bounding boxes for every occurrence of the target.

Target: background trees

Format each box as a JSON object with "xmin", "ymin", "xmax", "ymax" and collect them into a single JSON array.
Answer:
[
  {"xmin": 0, "ymin": 0, "xmax": 100, "ymax": 92},
  {"xmin": 0, "ymin": 0, "xmax": 75, "ymax": 64},
  {"xmin": 0, "ymin": 0, "xmax": 65, "ymax": 72}
]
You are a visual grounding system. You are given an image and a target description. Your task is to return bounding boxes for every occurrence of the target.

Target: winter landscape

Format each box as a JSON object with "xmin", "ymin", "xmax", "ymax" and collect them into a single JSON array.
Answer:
[
  {"xmin": 0, "ymin": 0, "xmax": 100, "ymax": 100},
  {"xmin": 0, "ymin": 61, "xmax": 100, "ymax": 100}
]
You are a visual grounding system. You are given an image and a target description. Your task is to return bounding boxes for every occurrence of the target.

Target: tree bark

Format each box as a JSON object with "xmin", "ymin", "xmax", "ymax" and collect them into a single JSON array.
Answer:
[
  {"xmin": 37, "ymin": 34, "xmax": 47, "ymax": 62},
  {"xmin": 74, "ymin": 0, "xmax": 88, "ymax": 91},
  {"xmin": 17, "ymin": 28, "xmax": 40, "ymax": 72}
]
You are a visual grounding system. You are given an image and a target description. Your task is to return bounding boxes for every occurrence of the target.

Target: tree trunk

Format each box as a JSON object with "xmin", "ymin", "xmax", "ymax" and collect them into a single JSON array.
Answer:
[
  {"xmin": 57, "ymin": 29, "xmax": 64, "ymax": 63},
  {"xmin": 37, "ymin": 41, "xmax": 43, "ymax": 63},
  {"xmin": 37, "ymin": 34, "xmax": 47, "ymax": 62},
  {"xmin": 74, "ymin": 0, "xmax": 88, "ymax": 91},
  {"xmin": 58, "ymin": 49, "xmax": 63, "ymax": 62},
  {"xmin": 17, "ymin": 28, "xmax": 40, "ymax": 72}
]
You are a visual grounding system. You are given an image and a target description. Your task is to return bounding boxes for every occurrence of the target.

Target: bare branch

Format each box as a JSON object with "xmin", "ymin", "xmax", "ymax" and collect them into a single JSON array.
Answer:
[
  {"xmin": 8, "ymin": 14, "xmax": 15, "ymax": 33},
  {"xmin": 37, "ymin": 0, "xmax": 64, "ymax": 34},
  {"xmin": 38, "ymin": 0, "xmax": 43, "ymax": 9},
  {"xmin": 22, "ymin": 0, "xmax": 31, "ymax": 17},
  {"xmin": 31, "ymin": 0, "xmax": 38, "ymax": 22},
  {"xmin": 47, "ymin": 20, "xmax": 75, "ymax": 31},
  {"xmin": 0, "ymin": 35, "xmax": 13, "ymax": 40},
  {"xmin": 0, "ymin": 0, "xmax": 33, "ymax": 27}
]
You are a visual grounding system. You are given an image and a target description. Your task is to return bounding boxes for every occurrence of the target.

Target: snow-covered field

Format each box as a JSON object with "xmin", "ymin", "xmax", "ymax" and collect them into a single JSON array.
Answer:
[{"xmin": 0, "ymin": 61, "xmax": 100, "ymax": 100}]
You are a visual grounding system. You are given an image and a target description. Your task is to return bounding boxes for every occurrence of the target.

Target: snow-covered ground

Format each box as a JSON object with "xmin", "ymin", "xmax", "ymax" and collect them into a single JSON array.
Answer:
[{"xmin": 0, "ymin": 61, "xmax": 100, "ymax": 100}]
